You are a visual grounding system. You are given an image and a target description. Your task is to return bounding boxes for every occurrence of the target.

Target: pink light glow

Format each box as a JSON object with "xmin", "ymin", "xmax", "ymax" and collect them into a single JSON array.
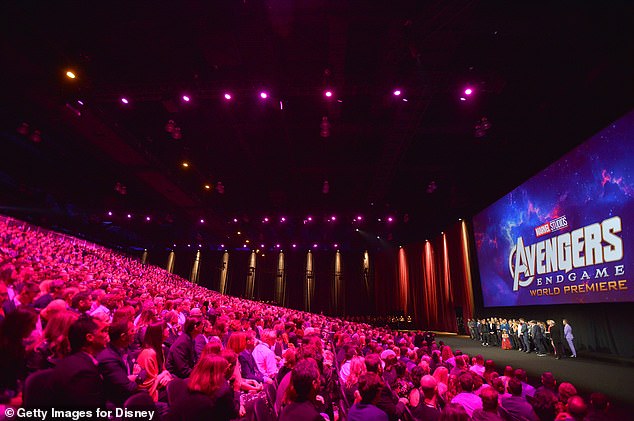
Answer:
[
  {"xmin": 146, "ymin": 216, "xmax": 151, "ymax": 221},
  {"xmin": 464, "ymin": 88, "xmax": 473, "ymax": 95},
  {"xmin": 307, "ymin": 216, "xmax": 313, "ymax": 221},
  {"xmin": 334, "ymin": 243, "xmax": 338, "ymax": 248},
  {"xmin": 460, "ymin": 97, "xmax": 467, "ymax": 101},
  {"xmin": 356, "ymin": 216, "xmax": 363, "ymax": 221},
  {"xmin": 393, "ymin": 90, "xmax": 401, "ymax": 96},
  {"xmin": 259, "ymin": 92, "xmax": 268, "ymax": 99},
  {"xmin": 224, "ymin": 93, "xmax": 232, "ymax": 100},
  {"xmin": 260, "ymin": 244, "xmax": 265, "ymax": 248},
  {"xmin": 120, "ymin": 97, "xmax": 129, "ymax": 104},
  {"xmin": 325, "ymin": 90, "xmax": 333, "ymax": 97},
  {"xmin": 313, "ymin": 243, "xmax": 318, "ymax": 248},
  {"xmin": 182, "ymin": 95, "xmax": 190, "ymax": 102},
  {"xmin": 387, "ymin": 216, "xmax": 394, "ymax": 222},
  {"xmin": 233, "ymin": 218, "xmax": 238, "ymax": 222},
  {"xmin": 276, "ymin": 244, "xmax": 281, "ymax": 248},
  {"xmin": 220, "ymin": 244, "xmax": 225, "ymax": 248},
  {"xmin": 127, "ymin": 214, "xmax": 132, "ymax": 219},
  {"xmin": 331, "ymin": 216, "xmax": 336, "ymax": 221},
  {"xmin": 263, "ymin": 217, "xmax": 269, "ymax": 223},
  {"xmin": 200, "ymin": 219, "xmax": 205, "ymax": 223},
  {"xmin": 292, "ymin": 244, "xmax": 297, "ymax": 248},
  {"xmin": 107, "ymin": 211, "xmax": 113, "ymax": 216},
  {"xmin": 280, "ymin": 217, "xmax": 286, "ymax": 222}
]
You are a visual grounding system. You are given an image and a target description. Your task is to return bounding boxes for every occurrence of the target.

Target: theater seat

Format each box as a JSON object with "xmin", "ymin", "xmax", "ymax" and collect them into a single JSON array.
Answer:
[
  {"xmin": 23, "ymin": 368, "xmax": 55, "ymax": 408},
  {"xmin": 166, "ymin": 377, "xmax": 188, "ymax": 406}
]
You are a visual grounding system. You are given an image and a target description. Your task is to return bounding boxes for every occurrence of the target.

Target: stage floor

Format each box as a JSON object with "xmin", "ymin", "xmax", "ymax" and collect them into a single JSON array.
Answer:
[{"xmin": 435, "ymin": 334, "xmax": 634, "ymax": 416}]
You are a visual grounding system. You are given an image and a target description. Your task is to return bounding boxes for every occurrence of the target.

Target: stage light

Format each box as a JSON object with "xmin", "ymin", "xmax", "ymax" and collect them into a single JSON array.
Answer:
[
  {"xmin": 263, "ymin": 217, "xmax": 269, "ymax": 223},
  {"xmin": 460, "ymin": 97, "xmax": 467, "ymax": 101},
  {"xmin": 402, "ymin": 98, "xmax": 408, "ymax": 102},
  {"xmin": 259, "ymin": 92, "xmax": 268, "ymax": 99},
  {"xmin": 182, "ymin": 162, "xmax": 189, "ymax": 168},
  {"xmin": 292, "ymin": 244, "xmax": 297, "ymax": 248},
  {"xmin": 260, "ymin": 244, "xmax": 265, "ymax": 248},
  {"xmin": 224, "ymin": 93, "xmax": 232, "ymax": 100},
  {"xmin": 313, "ymin": 243, "xmax": 318, "ymax": 248},
  {"xmin": 77, "ymin": 100, "xmax": 84, "ymax": 105},
  {"xmin": 66, "ymin": 70, "xmax": 76, "ymax": 79},
  {"xmin": 356, "ymin": 216, "xmax": 363, "ymax": 221},
  {"xmin": 333, "ymin": 243, "xmax": 338, "ymax": 248},
  {"xmin": 200, "ymin": 219, "xmax": 205, "ymax": 223},
  {"xmin": 237, "ymin": 231, "xmax": 241, "ymax": 235},
  {"xmin": 387, "ymin": 216, "xmax": 394, "ymax": 222},
  {"xmin": 233, "ymin": 218, "xmax": 238, "ymax": 223},
  {"xmin": 243, "ymin": 244, "xmax": 247, "ymax": 248},
  {"xmin": 464, "ymin": 88, "xmax": 473, "ymax": 95},
  {"xmin": 120, "ymin": 97, "xmax": 129, "ymax": 104},
  {"xmin": 325, "ymin": 90, "xmax": 333, "ymax": 98},
  {"xmin": 182, "ymin": 95, "xmax": 190, "ymax": 102},
  {"xmin": 173, "ymin": 244, "xmax": 177, "ymax": 247},
  {"xmin": 393, "ymin": 89, "xmax": 401, "ymax": 96},
  {"xmin": 355, "ymin": 229, "xmax": 359, "ymax": 232},
  {"xmin": 146, "ymin": 216, "xmax": 151, "ymax": 221},
  {"xmin": 127, "ymin": 214, "xmax": 132, "ymax": 219},
  {"xmin": 307, "ymin": 216, "xmax": 313, "ymax": 221},
  {"xmin": 280, "ymin": 217, "xmax": 286, "ymax": 222},
  {"xmin": 331, "ymin": 216, "xmax": 336, "ymax": 221},
  {"xmin": 198, "ymin": 244, "xmax": 202, "ymax": 248},
  {"xmin": 276, "ymin": 244, "xmax": 281, "ymax": 248},
  {"xmin": 220, "ymin": 244, "xmax": 225, "ymax": 248},
  {"xmin": 107, "ymin": 211, "xmax": 113, "ymax": 216},
  {"xmin": 204, "ymin": 184, "xmax": 211, "ymax": 190}
]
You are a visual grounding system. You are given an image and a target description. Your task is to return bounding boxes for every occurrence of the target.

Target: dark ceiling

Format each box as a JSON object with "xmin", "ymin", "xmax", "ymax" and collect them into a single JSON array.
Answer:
[{"xmin": 1, "ymin": 1, "xmax": 633, "ymax": 251}]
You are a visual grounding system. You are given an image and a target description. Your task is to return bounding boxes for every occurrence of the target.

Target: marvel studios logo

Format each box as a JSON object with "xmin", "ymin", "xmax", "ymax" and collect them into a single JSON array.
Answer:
[{"xmin": 534, "ymin": 216, "xmax": 568, "ymax": 237}]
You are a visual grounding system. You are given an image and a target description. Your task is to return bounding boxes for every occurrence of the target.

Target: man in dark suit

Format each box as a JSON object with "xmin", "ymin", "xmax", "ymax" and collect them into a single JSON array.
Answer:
[
  {"xmin": 239, "ymin": 331, "xmax": 266, "ymax": 383},
  {"xmin": 166, "ymin": 317, "xmax": 203, "ymax": 378},
  {"xmin": 531, "ymin": 321, "xmax": 547, "ymax": 356},
  {"xmin": 519, "ymin": 319, "xmax": 530, "ymax": 352},
  {"xmin": 97, "ymin": 319, "xmax": 140, "ymax": 406},
  {"xmin": 51, "ymin": 315, "xmax": 110, "ymax": 408}
]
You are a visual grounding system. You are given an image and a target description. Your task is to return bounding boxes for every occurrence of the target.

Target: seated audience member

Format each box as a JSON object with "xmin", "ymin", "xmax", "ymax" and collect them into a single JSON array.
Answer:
[
  {"xmin": 556, "ymin": 382, "xmax": 577, "ymax": 414},
  {"xmin": 97, "ymin": 319, "xmax": 140, "ymax": 406},
  {"xmin": 530, "ymin": 388, "xmax": 558, "ymax": 421},
  {"xmin": 472, "ymin": 386, "xmax": 505, "ymax": 421},
  {"xmin": 239, "ymin": 330, "xmax": 266, "ymax": 383},
  {"xmin": 137, "ymin": 322, "xmax": 172, "ymax": 402},
  {"xmin": 278, "ymin": 347, "xmax": 297, "ymax": 386},
  {"xmin": 585, "ymin": 392, "xmax": 610, "ymax": 421},
  {"xmin": 555, "ymin": 395, "xmax": 587, "ymax": 421},
  {"xmin": 365, "ymin": 352, "xmax": 408, "ymax": 421},
  {"xmin": 515, "ymin": 368, "xmax": 536, "ymax": 398},
  {"xmin": 536, "ymin": 372, "xmax": 558, "ymax": 398},
  {"xmin": 439, "ymin": 402, "xmax": 471, "ymax": 421},
  {"xmin": 227, "ymin": 331, "xmax": 265, "ymax": 392},
  {"xmin": 27, "ymin": 309, "xmax": 78, "ymax": 371},
  {"xmin": 450, "ymin": 372, "xmax": 483, "ymax": 417},
  {"xmin": 279, "ymin": 358, "xmax": 324, "ymax": 421},
  {"xmin": 470, "ymin": 354, "xmax": 486, "ymax": 378},
  {"xmin": 500, "ymin": 377, "xmax": 539, "ymax": 421},
  {"xmin": 253, "ymin": 328, "xmax": 280, "ymax": 381},
  {"xmin": 166, "ymin": 317, "xmax": 203, "ymax": 378},
  {"xmin": 410, "ymin": 374, "xmax": 441, "ymax": 421},
  {"xmin": 166, "ymin": 354, "xmax": 239, "ymax": 421},
  {"xmin": 0, "ymin": 307, "xmax": 38, "ymax": 404},
  {"xmin": 348, "ymin": 372, "xmax": 389, "ymax": 421},
  {"xmin": 432, "ymin": 366, "xmax": 450, "ymax": 401},
  {"xmin": 70, "ymin": 291, "xmax": 92, "ymax": 315},
  {"xmin": 51, "ymin": 315, "xmax": 110, "ymax": 408}
]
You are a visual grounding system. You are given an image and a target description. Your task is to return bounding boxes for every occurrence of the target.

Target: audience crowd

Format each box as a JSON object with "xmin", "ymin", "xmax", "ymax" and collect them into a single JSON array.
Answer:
[{"xmin": 0, "ymin": 217, "xmax": 613, "ymax": 420}]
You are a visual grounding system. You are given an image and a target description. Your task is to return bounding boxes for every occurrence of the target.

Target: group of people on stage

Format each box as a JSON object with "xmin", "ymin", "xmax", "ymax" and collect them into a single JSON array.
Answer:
[{"xmin": 467, "ymin": 318, "xmax": 577, "ymax": 359}]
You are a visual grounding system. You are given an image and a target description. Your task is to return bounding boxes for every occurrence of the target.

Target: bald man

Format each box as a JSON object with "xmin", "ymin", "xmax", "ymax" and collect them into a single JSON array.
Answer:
[{"xmin": 411, "ymin": 375, "xmax": 441, "ymax": 421}]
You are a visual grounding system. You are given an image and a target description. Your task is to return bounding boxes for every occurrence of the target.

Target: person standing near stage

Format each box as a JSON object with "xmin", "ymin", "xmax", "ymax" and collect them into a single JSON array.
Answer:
[
  {"xmin": 563, "ymin": 319, "xmax": 577, "ymax": 358},
  {"xmin": 547, "ymin": 320, "xmax": 565, "ymax": 359}
]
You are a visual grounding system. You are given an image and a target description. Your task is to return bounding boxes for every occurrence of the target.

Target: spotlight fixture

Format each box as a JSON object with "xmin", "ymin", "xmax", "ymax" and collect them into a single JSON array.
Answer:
[
  {"xmin": 120, "ymin": 97, "xmax": 129, "ymax": 104},
  {"xmin": 65, "ymin": 70, "xmax": 76, "ymax": 79},
  {"xmin": 182, "ymin": 95, "xmax": 191, "ymax": 102},
  {"xmin": 182, "ymin": 161, "xmax": 189, "ymax": 168},
  {"xmin": 393, "ymin": 89, "xmax": 401, "ymax": 96},
  {"xmin": 324, "ymin": 90, "xmax": 333, "ymax": 98},
  {"xmin": 224, "ymin": 93, "xmax": 232, "ymax": 100},
  {"xmin": 259, "ymin": 92, "xmax": 268, "ymax": 99}
]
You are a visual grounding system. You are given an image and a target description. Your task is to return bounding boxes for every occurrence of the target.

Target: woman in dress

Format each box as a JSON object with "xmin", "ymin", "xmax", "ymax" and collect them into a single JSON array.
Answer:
[{"xmin": 137, "ymin": 321, "xmax": 172, "ymax": 402}]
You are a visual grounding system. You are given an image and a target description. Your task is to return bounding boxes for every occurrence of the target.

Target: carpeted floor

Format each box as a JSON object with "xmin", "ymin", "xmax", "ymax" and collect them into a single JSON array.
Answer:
[{"xmin": 435, "ymin": 334, "xmax": 634, "ymax": 417}]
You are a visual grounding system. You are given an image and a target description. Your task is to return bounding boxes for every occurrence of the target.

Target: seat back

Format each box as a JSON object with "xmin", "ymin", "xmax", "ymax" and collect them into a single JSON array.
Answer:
[
  {"xmin": 23, "ymin": 368, "xmax": 55, "ymax": 408},
  {"xmin": 166, "ymin": 377, "xmax": 188, "ymax": 406}
]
